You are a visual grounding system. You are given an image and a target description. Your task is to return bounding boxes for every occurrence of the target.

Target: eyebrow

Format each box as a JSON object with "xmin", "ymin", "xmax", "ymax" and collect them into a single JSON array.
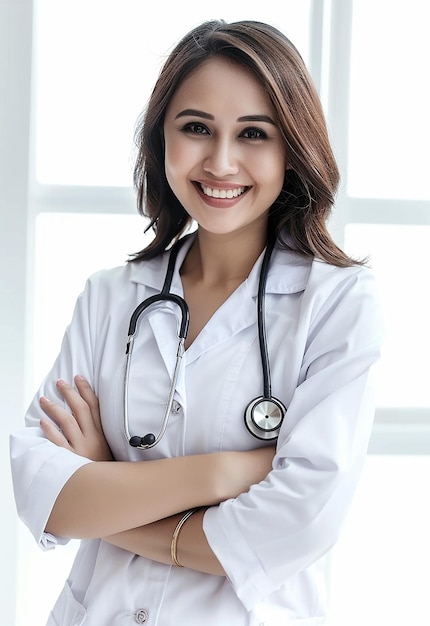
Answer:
[{"xmin": 174, "ymin": 109, "xmax": 276, "ymax": 125}]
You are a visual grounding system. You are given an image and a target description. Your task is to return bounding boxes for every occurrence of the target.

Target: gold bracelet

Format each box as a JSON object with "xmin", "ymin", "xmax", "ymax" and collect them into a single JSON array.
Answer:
[{"xmin": 171, "ymin": 508, "xmax": 200, "ymax": 567}]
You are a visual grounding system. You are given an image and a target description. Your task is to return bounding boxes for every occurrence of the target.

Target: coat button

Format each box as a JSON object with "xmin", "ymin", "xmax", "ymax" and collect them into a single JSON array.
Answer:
[{"xmin": 134, "ymin": 608, "xmax": 149, "ymax": 623}]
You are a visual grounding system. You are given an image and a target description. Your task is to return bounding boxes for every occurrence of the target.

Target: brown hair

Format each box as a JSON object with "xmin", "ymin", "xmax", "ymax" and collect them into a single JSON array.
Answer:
[{"xmin": 131, "ymin": 20, "xmax": 359, "ymax": 267}]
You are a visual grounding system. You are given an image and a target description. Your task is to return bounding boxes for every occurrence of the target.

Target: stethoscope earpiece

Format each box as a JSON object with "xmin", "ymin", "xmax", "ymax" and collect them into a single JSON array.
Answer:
[
  {"xmin": 129, "ymin": 433, "xmax": 156, "ymax": 448},
  {"xmin": 244, "ymin": 396, "xmax": 286, "ymax": 440}
]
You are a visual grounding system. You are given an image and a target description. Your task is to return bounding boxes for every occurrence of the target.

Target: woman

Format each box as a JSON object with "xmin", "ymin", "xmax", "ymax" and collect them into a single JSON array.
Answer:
[{"xmin": 10, "ymin": 20, "xmax": 383, "ymax": 625}]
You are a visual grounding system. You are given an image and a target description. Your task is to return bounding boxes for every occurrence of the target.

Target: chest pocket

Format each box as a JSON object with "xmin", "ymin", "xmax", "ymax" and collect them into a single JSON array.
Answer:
[{"xmin": 48, "ymin": 581, "xmax": 86, "ymax": 626}]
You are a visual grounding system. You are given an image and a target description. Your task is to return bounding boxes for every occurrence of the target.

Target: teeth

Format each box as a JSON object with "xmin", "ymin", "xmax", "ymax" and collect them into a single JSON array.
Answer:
[{"xmin": 201, "ymin": 184, "xmax": 246, "ymax": 198}]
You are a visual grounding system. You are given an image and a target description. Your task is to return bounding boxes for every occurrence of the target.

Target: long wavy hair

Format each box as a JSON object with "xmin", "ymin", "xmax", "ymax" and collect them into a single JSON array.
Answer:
[{"xmin": 131, "ymin": 19, "xmax": 359, "ymax": 267}]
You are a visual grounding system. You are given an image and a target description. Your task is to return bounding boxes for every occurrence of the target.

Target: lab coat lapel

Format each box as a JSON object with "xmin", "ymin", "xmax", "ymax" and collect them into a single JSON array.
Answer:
[
  {"xmin": 184, "ymin": 279, "xmax": 258, "ymax": 365},
  {"xmin": 183, "ymin": 247, "xmax": 269, "ymax": 365},
  {"xmin": 183, "ymin": 243, "xmax": 311, "ymax": 364},
  {"xmin": 147, "ymin": 305, "xmax": 187, "ymax": 407}
]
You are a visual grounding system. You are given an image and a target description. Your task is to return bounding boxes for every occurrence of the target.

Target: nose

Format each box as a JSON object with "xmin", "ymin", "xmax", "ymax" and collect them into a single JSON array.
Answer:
[{"xmin": 202, "ymin": 137, "xmax": 240, "ymax": 177}]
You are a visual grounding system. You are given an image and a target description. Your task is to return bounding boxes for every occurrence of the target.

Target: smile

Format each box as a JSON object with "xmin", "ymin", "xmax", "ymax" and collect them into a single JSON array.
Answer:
[{"xmin": 199, "ymin": 184, "xmax": 248, "ymax": 199}]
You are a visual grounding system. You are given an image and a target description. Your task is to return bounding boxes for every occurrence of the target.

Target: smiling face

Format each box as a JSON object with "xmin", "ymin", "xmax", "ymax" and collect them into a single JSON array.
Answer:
[{"xmin": 163, "ymin": 57, "xmax": 287, "ymax": 240}]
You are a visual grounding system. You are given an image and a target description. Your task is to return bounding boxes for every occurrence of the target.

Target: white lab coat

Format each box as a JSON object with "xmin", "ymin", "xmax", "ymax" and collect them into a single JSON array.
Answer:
[{"xmin": 10, "ymin": 236, "xmax": 383, "ymax": 625}]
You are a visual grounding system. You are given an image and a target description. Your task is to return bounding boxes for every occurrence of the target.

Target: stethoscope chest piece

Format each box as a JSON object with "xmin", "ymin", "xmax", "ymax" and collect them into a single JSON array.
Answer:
[{"xmin": 244, "ymin": 396, "xmax": 286, "ymax": 440}]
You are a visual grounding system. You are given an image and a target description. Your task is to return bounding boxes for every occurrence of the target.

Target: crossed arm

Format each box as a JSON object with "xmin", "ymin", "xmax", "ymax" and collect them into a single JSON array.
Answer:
[{"xmin": 39, "ymin": 377, "xmax": 274, "ymax": 575}]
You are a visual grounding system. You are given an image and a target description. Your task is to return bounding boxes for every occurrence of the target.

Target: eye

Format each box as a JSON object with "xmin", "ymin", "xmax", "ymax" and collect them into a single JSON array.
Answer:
[
  {"xmin": 183, "ymin": 122, "xmax": 210, "ymax": 135},
  {"xmin": 241, "ymin": 127, "xmax": 267, "ymax": 140}
]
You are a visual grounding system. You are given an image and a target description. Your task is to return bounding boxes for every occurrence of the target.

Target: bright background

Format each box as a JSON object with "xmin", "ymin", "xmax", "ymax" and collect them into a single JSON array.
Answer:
[{"xmin": 1, "ymin": 1, "xmax": 429, "ymax": 624}]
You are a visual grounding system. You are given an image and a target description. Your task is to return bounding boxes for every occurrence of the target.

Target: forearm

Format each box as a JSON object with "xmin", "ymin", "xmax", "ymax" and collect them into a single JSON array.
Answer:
[
  {"xmin": 46, "ymin": 454, "xmax": 226, "ymax": 539},
  {"xmin": 104, "ymin": 508, "xmax": 225, "ymax": 576},
  {"xmin": 46, "ymin": 447, "xmax": 272, "ymax": 539},
  {"xmin": 40, "ymin": 377, "xmax": 275, "ymax": 540}
]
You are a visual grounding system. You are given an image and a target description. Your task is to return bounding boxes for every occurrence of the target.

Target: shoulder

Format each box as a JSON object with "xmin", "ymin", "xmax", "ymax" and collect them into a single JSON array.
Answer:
[
  {"xmin": 85, "ymin": 262, "xmax": 134, "ymax": 291},
  {"xmin": 82, "ymin": 254, "xmax": 168, "ymax": 295},
  {"xmin": 305, "ymin": 260, "xmax": 383, "ymax": 344},
  {"xmin": 270, "ymin": 245, "xmax": 382, "ymax": 329},
  {"xmin": 69, "ymin": 255, "xmax": 168, "ymax": 321},
  {"xmin": 308, "ymin": 258, "xmax": 378, "ymax": 301}
]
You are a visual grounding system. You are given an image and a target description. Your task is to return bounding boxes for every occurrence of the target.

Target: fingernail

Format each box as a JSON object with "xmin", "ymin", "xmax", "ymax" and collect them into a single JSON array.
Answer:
[
  {"xmin": 75, "ymin": 375, "xmax": 86, "ymax": 382},
  {"xmin": 56, "ymin": 379, "xmax": 65, "ymax": 387},
  {"xmin": 40, "ymin": 396, "xmax": 49, "ymax": 404}
]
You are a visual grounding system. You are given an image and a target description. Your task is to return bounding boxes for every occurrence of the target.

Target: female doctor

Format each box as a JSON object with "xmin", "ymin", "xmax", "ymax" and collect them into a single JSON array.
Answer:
[{"xmin": 10, "ymin": 19, "xmax": 383, "ymax": 626}]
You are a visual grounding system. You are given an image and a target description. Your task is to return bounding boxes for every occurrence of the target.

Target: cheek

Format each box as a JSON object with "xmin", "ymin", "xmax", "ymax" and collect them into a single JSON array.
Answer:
[
  {"xmin": 164, "ymin": 140, "xmax": 182, "ymax": 184},
  {"xmin": 252, "ymin": 150, "xmax": 286, "ymax": 197},
  {"xmin": 164, "ymin": 138, "xmax": 202, "ymax": 189}
]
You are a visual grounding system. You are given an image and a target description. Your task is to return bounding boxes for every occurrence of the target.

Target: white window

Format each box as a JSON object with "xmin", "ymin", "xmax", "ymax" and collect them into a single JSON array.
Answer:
[{"xmin": 325, "ymin": 1, "xmax": 430, "ymax": 623}]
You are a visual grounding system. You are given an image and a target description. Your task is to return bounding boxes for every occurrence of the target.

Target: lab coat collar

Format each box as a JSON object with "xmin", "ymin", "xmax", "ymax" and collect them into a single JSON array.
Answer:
[
  {"xmin": 129, "ymin": 234, "xmax": 312, "ymax": 368},
  {"xmin": 128, "ymin": 233, "xmax": 192, "ymax": 295},
  {"xmin": 129, "ymin": 233, "xmax": 312, "ymax": 298},
  {"xmin": 184, "ymin": 243, "xmax": 311, "ymax": 365}
]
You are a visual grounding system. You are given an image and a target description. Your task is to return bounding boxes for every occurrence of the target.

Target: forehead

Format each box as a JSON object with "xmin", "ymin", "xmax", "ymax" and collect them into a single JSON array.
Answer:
[{"xmin": 166, "ymin": 57, "xmax": 276, "ymax": 117}]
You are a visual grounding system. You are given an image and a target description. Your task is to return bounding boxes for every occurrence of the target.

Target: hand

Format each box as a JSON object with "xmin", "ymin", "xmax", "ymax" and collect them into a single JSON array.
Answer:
[{"xmin": 40, "ymin": 376, "xmax": 114, "ymax": 461}]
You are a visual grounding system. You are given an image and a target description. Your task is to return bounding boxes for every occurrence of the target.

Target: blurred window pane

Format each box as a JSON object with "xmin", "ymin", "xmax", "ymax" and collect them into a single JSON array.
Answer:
[
  {"xmin": 32, "ymin": 212, "xmax": 149, "ymax": 387},
  {"xmin": 34, "ymin": 0, "xmax": 311, "ymax": 187},
  {"xmin": 328, "ymin": 455, "xmax": 430, "ymax": 626},
  {"xmin": 345, "ymin": 223, "xmax": 430, "ymax": 408},
  {"xmin": 347, "ymin": 0, "xmax": 430, "ymax": 200}
]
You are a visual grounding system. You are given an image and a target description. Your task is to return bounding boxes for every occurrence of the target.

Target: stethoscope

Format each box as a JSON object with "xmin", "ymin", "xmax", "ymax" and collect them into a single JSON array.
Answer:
[{"xmin": 124, "ymin": 235, "xmax": 286, "ymax": 450}]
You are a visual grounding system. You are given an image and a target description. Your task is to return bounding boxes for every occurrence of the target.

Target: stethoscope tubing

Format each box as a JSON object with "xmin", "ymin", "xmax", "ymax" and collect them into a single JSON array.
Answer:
[
  {"xmin": 257, "ymin": 236, "xmax": 275, "ymax": 399},
  {"xmin": 124, "ymin": 293, "xmax": 190, "ymax": 449},
  {"xmin": 127, "ymin": 293, "xmax": 189, "ymax": 339}
]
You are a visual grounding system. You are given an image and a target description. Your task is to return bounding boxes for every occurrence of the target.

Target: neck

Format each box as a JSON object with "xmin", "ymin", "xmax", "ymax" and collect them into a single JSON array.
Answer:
[{"xmin": 181, "ymin": 228, "xmax": 268, "ymax": 286}]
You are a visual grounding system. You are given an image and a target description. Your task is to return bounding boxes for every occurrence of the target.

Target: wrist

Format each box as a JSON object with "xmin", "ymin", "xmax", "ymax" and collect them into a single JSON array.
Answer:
[
  {"xmin": 171, "ymin": 507, "xmax": 202, "ymax": 567},
  {"xmin": 207, "ymin": 452, "xmax": 239, "ymax": 502}
]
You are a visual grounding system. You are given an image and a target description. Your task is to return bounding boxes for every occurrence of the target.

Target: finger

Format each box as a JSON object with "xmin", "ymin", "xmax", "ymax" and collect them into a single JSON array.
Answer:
[
  {"xmin": 40, "ymin": 393, "xmax": 84, "ymax": 443},
  {"xmin": 39, "ymin": 414, "xmax": 72, "ymax": 450},
  {"xmin": 55, "ymin": 379, "xmax": 94, "ymax": 435},
  {"xmin": 39, "ymin": 397, "xmax": 76, "ymax": 447},
  {"xmin": 73, "ymin": 376, "xmax": 103, "ymax": 432}
]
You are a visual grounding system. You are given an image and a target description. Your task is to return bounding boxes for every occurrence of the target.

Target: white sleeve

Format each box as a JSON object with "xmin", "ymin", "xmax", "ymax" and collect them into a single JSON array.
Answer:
[
  {"xmin": 203, "ymin": 266, "xmax": 384, "ymax": 610},
  {"xmin": 9, "ymin": 277, "xmax": 99, "ymax": 550}
]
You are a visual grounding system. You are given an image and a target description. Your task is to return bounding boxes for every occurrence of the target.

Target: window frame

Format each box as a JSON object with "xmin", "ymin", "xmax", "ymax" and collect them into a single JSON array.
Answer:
[
  {"xmin": 0, "ymin": 2, "xmax": 33, "ymax": 625},
  {"xmin": 313, "ymin": 0, "xmax": 430, "ymax": 454}
]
